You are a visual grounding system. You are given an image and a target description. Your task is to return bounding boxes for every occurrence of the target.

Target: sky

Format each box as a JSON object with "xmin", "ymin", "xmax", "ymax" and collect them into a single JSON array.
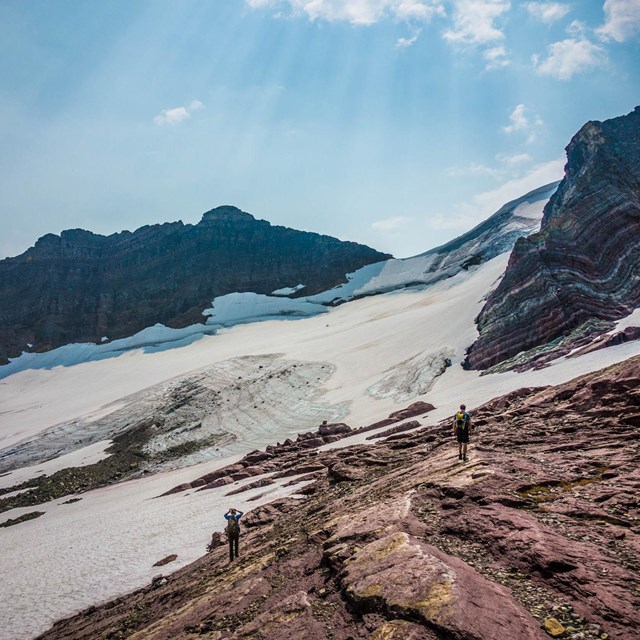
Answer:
[{"xmin": 0, "ymin": 1, "xmax": 638, "ymax": 259}]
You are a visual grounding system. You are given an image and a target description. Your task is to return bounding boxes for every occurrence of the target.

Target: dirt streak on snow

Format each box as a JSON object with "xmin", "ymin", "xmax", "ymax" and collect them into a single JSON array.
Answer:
[{"xmin": 0, "ymin": 441, "xmax": 112, "ymax": 490}]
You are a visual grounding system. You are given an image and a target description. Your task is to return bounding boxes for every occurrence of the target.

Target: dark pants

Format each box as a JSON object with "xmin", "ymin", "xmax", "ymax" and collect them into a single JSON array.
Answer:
[{"xmin": 228, "ymin": 533, "xmax": 239, "ymax": 561}]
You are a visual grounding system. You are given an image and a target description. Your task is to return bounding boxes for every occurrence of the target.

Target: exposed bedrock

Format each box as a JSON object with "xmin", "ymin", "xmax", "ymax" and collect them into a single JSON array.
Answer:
[
  {"xmin": 466, "ymin": 106, "xmax": 640, "ymax": 370},
  {"xmin": 0, "ymin": 206, "xmax": 390, "ymax": 363},
  {"xmin": 39, "ymin": 356, "xmax": 640, "ymax": 639}
]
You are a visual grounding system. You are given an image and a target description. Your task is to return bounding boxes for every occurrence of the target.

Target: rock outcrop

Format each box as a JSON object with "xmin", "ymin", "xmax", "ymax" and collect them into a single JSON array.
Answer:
[
  {"xmin": 466, "ymin": 106, "xmax": 640, "ymax": 370},
  {"xmin": 0, "ymin": 206, "xmax": 390, "ymax": 363},
  {"xmin": 38, "ymin": 356, "xmax": 640, "ymax": 640}
]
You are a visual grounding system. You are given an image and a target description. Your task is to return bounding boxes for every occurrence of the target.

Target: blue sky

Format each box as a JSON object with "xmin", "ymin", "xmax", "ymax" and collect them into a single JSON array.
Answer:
[{"xmin": 1, "ymin": 1, "xmax": 638, "ymax": 259}]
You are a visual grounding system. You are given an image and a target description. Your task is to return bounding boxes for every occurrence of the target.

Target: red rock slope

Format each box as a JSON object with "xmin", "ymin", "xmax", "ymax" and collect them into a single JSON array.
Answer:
[
  {"xmin": 466, "ymin": 106, "xmax": 640, "ymax": 371},
  {"xmin": 39, "ymin": 356, "xmax": 640, "ymax": 640}
]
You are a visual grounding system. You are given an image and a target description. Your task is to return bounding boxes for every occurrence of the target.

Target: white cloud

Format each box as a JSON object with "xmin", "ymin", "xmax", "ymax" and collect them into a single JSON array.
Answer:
[
  {"xmin": 566, "ymin": 19, "xmax": 587, "ymax": 36},
  {"xmin": 153, "ymin": 107, "xmax": 190, "ymax": 126},
  {"xmin": 502, "ymin": 104, "xmax": 543, "ymax": 142},
  {"xmin": 396, "ymin": 0, "xmax": 444, "ymax": 20},
  {"xmin": 483, "ymin": 44, "xmax": 509, "ymax": 68},
  {"xmin": 596, "ymin": 0, "xmax": 640, "ymax": 42},
  {"xmin": 442, "ymin": 1, "xmax": 511, "ymax": 68},
  {"xmin": 524, "ymin": 2, "xmax": 570, "ymax": 24},
  {"xmin": 443, "ymin": 0, "xmax": 510, "ymax": 45},
  {"xmin": 447, "ymin": 163, "xmax": 504, "ymax": 179},
  {"xmin": 503, "ymin": 104, "xmax": 529, "ymax": 134},
  {"xmin": 372, "ymin": 216, "xmax": 410, "ymax": 232},
  {"xmin": 246, "ymin": 0, "xmax": 445, "ymax": 25},
  {"xmin": 397, "ymin": 28, "xmax": 422, "ymax": 47},
  {"xmin": 153, "ymin": 100, "xmax": 205, "ymax": 126},
  {"xmin": 432, "ymin": 157, "xmax": 564, "ymax": 230},
  {"xmin": 533, "ymin": 38, "xmax": 606, "ymax": 79},
  {"xmin": 496, "ymin": 152, "xmax": 532, "ymax": 165},
  {"xmin": 447, "ymin": 153, "xmax": 533, "ymax": 182}
]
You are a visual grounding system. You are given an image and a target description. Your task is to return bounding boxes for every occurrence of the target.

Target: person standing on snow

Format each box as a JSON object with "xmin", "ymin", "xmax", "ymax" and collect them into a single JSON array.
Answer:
[{"xmin": 452, "ymin": 404, "xmax": 473, "ymax": 462}]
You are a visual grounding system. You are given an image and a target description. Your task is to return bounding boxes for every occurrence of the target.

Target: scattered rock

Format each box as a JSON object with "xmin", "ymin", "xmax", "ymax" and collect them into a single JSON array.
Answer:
[
  {"xmin": 0, "ymin": 511, "xmax": 45, "ymax": 527},
  {"xmin": 152, "ymin": 554, "xmax": 177, "ymax": 567},
  {"xmin": 544, "ymin": 617, "xmax": 566, "ymax": 637}
]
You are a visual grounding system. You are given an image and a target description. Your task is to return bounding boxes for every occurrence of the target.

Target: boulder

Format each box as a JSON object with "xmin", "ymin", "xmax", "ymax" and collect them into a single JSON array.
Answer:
[{"xmin": 317, "ymin": 422, "xmax": 352, "ymax": 436}]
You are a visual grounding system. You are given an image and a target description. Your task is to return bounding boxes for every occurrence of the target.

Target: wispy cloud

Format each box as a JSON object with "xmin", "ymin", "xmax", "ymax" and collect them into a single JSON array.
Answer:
[
  {"xmin": 533, "ymin": 37, "xmax": 606, "ymax": 79},
  {"xmin": 153, "ymin": 100, "xmax": 206, "ymax": 126},
  {"xmin": 397, "ymin": 28, "xmax": 422, "ymax": 47},
  {"xmin": 448, "ymin": 152, "xmax": 533, "ymax": 181},
  {"xmin": 371, "ymin": 216, "xmax": 411, "ymax": 232},
  {"xmin": 596, "ymin": 0, "xmax": 640, "ymax": 42},
  {"xmin": 246, "ymin": 0, "xmax": 445, "ymax": 25},
  {"xmin": 443, "ymin": 1, "xmax": 511, "ymax": 68},
  {"xmin": 496, "ymin": 152, "xmax": 532, "ymax": 165},
  {"xmin": 524, "ymin": 2, "xmax": 570, "ymax": 24},
  {"xmin": 432, "ymin": 157, "xmax": 564, "ymax": 230},
  {"xmin": 502, "ymin": 104, "xmax": 543, "ymax": 142},
  {"xmin": 447, "ymin": 163, "xmax": 504, "ymax": 179}
]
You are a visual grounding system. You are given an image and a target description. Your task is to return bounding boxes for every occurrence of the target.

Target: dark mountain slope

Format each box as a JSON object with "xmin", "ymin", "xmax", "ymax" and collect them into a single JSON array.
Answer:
[
  {"xmin": 465, "ymin": 106, "xmax": 640, "ymax": 371},
  {"xmin": 0, "ymin": 206, "xmax": 391, "ymax": 364}
]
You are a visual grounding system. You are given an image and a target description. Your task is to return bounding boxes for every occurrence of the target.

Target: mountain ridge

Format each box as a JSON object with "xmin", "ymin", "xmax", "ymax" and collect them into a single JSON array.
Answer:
[
  {"xmin": 0, "ymin": 206, "xmax": 391, "ymax": 364},
  {"xmin": 466, "ymin": 106, "xmax": 640, "ymax": 371}
]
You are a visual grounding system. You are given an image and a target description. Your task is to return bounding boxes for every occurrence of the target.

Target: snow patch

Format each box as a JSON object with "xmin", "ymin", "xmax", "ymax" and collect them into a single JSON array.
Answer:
[
  {"xmin": 368, "ymin": 348, "xmax": 455, "ymax": 402},
  {"xmin": 511, "ymin": 199, "xmax": 546, "ymax": 220},
  {"xmin": 203, "ymin": 292, "xmax": 327, "ymax": 326},
  {"xmin": 610, "ymin": 308, "xmax": 640, "ymax": 333},
  {"xmin": 271, "ymin": 284, "xmax": 306, "ymax": 296}
]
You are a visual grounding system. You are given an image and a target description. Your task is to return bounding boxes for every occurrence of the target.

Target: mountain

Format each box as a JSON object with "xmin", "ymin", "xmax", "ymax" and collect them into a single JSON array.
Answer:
[
  {"xmin": 0, "ymin": 183, "xmax": 557, "ymax": 379},
  {"xmin": 0, "ymin": 206, "xmax": 391, "ymax": 364},
  {"xmin": 465, "ymin": 106, "xmax": 640, "ymax": 371}
]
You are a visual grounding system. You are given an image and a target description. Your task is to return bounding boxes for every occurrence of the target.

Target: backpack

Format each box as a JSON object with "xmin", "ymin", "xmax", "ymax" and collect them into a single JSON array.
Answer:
[
  {"xmin": 455, "ymin": 411, "xmax": 467, "ymax": 429},
  {"xmin": 226, "ymin": 516, "xmax": 240, "ymax": 537}
]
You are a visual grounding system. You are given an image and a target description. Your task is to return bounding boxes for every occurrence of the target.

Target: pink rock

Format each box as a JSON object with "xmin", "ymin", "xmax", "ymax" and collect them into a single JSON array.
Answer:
[{"xmin": 340, "ymin": 532, "xmax": 546, "ymax": 640}]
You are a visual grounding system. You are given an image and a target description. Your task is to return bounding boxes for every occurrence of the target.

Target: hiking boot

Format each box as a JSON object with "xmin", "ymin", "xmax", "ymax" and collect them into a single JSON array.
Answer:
[
  {"xmin": 463, "ymin": 456, "xmax": 468, "ymax": 462},
  {"xmin": 459, "ymin": 453, "xmax": 462, "ymax": 460}
]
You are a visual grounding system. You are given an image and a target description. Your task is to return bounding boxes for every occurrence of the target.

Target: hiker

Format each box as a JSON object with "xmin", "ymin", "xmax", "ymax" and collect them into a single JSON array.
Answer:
[
  {"xmin": 224, "ymin": 508, "xmax": 244, "ymax": 562},
  {"xmin": 452, "ymin": 404, "xmax": 473, "ymax": 462}
]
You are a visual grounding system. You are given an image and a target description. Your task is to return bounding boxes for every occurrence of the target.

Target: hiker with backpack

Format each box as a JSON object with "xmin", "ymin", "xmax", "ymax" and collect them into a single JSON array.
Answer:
[
  {"xmin": 452, "ymin": 404, "xmax": 473, "ymax": 462},
  {"xmin": 224, "ymin": 508, "xmax": 244, "ymax": 562}
]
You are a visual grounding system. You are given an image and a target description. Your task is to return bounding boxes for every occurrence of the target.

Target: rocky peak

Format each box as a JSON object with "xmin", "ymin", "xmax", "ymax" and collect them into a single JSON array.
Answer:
[
  {"xmin": 200, "ymin": 205, "xmax": 256, "ymax": 224},
  {"xmin": 465, "ymin": 106, "xmax": 640, "ymax": 371}
]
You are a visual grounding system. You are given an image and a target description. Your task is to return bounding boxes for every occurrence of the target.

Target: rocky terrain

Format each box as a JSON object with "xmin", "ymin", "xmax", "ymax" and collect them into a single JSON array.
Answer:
[
  {"xmin": 37, "ymin": 355, "xmax": 640, "ymax": 640},
  {"xmin": 0, "ymin": 206, "xmax": 390, "ymax": 364},
  {"xmin": 466, "ymin": 106, "xmax": 640, "ymax": 371}
]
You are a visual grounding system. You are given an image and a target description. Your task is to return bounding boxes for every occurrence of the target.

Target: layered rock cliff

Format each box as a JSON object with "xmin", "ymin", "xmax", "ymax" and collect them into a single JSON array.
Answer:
[
  {"xmin": 0, "ymin": 207, "xmax": 390, "ymax": 364},
  {"xmin": 37, "ymin": 356, "xmax": 640, "ymax": 640},
  {"xmin": 465, "ymin": 106, "xmax": 640, "ymax": 370}
]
